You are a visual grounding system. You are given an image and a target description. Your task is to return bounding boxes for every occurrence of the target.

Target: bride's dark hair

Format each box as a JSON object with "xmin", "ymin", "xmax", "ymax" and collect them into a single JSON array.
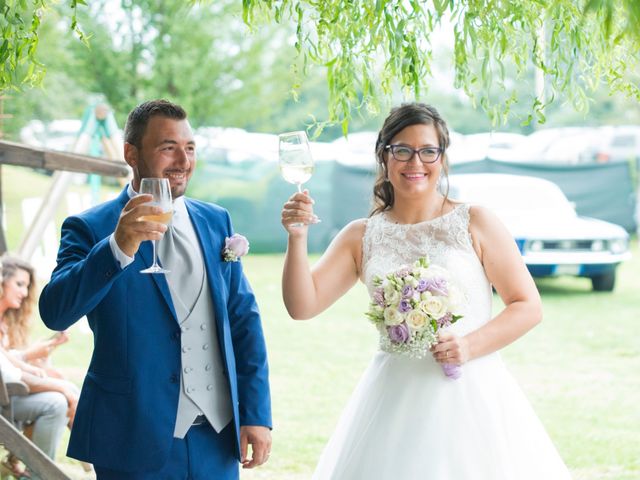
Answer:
[{"xmin": 370, "ymin": 103, "xmax": 451, "ymax": 216}]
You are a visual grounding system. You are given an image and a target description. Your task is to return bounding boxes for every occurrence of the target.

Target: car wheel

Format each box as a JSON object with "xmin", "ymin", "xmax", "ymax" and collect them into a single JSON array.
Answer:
[{"xmin": 590, "ymin": 271, "xmax": 616, "ymax": 292}]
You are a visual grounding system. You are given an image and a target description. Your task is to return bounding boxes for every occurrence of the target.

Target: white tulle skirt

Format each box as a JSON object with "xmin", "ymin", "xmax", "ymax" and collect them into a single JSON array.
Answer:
[{"xmin": 312, "ymin": 351, "xmax": 571, "ymax": 480}]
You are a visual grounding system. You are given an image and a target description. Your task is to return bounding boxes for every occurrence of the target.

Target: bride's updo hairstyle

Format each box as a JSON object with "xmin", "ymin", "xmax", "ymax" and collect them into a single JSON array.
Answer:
[{"xmin": 371, "ymin": 102, "xmax": 451, "ymax": 216}]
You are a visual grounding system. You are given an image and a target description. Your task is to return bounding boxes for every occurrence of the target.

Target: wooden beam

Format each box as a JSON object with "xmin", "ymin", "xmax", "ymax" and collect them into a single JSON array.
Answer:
[
  {"xmin": 0, "ymin": 416, "xmax": 71, "ymax": 480},
  {"xmin": 0, "ymin": 140, "xmax": 129, "ymax": 177}
]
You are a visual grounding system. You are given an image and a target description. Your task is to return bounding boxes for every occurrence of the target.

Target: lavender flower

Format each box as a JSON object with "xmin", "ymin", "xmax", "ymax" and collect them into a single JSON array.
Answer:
[
  {"xmin": 388, "ymin": 323, "xmax": 410, "ymax": 344},
  {"xmin": 401, "ymin": 284, "xmax": 414, "ymax": 298},
  {"xmin": 394, "ymin": 267, "xmax": 411, "ymax": 278},
  {"xmin": 424, "ymin": 277, "xmax": 448, "ymax": 296},
  {"xmin": 372, "ymin": 287, "xmax": 385, "ymax": 307},
  {"xmin": 416, "ymin": 279, "xmax": 429, "ymax": 293},
  {"xmin": 398, "ymin": 299, "xmax": 412, "ymax": 313},
  {"xmin": 437, "ymin": 312, "xmax": 453, "ymax": 328}
]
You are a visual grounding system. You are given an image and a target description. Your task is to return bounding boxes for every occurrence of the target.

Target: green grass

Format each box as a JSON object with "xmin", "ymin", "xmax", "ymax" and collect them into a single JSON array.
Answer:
[{"xmin": 8, "ymin": 168, "xmax": 640, "ymax": 479}]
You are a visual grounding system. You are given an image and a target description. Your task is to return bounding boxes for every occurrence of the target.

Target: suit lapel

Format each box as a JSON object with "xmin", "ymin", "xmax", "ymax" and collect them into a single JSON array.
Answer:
[
  {"xmin": 186, "ymin": 201, "xmax": 223, "ymax": 295},
  {"xmin": 185, "ymin": 201, "xmax": 228, "ymax": 344}
]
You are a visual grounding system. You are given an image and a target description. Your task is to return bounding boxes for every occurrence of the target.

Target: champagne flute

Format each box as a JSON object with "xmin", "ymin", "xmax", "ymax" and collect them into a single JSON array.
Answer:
[
  {"xmin": 279, "ymin": 130, "xmax": 318, "ymax": 227},
  {"xmin": 138, "ymin": 177, "xmax": 173, "ymax": 274}
]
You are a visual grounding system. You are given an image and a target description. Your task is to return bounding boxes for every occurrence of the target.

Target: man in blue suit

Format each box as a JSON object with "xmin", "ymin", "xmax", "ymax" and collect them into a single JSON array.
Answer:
[{"xmin": 39, "ymin": 99, "xmax": 271, "ymax": 479}]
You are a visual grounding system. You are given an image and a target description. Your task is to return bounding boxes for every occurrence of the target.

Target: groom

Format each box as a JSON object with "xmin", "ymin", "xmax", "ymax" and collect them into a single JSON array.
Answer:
[{"xmin": 39, "ymin": 99, "xmax": 271, "ymax": 479}]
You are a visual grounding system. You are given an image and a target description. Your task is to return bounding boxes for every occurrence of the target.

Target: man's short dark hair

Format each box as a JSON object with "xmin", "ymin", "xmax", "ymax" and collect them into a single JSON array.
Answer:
[{"xmin": 124, "ymin": 99, "xmax": 187, "ymax": 148}]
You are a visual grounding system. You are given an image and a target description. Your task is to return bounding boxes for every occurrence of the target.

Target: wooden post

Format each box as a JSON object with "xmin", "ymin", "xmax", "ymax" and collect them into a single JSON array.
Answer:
[
  {"xmin": 0, "ymin": 164, "xmax": 6, "ymax": 255},
  {"xmin": 0, "ymin": 95, "xmax": 10, "ymax": 254}
]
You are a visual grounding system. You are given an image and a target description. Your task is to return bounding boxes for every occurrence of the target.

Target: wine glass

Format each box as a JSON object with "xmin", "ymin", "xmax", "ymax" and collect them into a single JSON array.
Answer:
[
  {"xmin": 278, "ymin": 130, "xmax": 318, "ymax": 227},
  {"xmin": 138, "ymin": 177, "xmax": 173, "ymax": 274}
]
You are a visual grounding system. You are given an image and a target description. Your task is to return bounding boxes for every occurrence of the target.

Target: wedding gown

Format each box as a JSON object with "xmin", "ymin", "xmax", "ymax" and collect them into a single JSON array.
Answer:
[{"xmin": 312, "ymin": 205, "xmax": 571, "ymax": 480}]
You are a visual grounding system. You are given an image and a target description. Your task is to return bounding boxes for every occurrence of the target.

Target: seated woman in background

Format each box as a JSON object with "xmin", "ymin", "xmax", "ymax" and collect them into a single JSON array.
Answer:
[
  {"xmin": 0, "ymin": 254, "xmax": 89, "ymax": 476},
  {"xmin": 0, "ymin": 254, "xmax": 69, "ymax": 378}
]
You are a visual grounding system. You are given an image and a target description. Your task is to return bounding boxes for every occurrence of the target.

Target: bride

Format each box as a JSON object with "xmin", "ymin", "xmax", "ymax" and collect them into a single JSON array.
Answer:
[{"xmin": 280, "ymin": 103, "xmax": 572, "ymax": 479}]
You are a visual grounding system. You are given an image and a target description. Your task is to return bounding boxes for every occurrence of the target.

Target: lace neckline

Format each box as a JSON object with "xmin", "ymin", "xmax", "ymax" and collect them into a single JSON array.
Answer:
[{"xmin": 381, "ymin": 204, "xmax": 463, "ymax": 227}]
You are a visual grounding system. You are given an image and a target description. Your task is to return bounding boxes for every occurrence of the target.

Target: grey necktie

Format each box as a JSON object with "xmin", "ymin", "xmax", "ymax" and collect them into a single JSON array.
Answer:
[{"xmin": 158, "ymin": 208, "xmax": 204, "ymax": 320}]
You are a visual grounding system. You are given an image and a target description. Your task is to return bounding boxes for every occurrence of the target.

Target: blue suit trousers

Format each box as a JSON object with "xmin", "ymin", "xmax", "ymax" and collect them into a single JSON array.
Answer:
[{"xmin": 94, "ymin": 423, "xmax": 238, "ymax": 480}]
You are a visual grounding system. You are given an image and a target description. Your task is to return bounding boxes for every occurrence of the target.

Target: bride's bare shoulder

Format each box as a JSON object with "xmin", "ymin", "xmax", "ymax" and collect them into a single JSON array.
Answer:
[{"xmin": 327, "ymin": 218, "xmax": 368, "ymax": 254}]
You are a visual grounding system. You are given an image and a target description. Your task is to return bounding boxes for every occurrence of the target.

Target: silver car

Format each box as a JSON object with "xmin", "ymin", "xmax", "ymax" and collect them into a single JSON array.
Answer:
[{"xmin": 448, "ymin": 173, "xmax": 631, "ymax": 291}]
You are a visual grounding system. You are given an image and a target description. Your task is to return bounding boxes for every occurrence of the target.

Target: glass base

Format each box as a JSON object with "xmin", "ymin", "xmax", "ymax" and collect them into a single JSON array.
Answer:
[{"xmin": 140, "ymin": 265, "xmax": 170, "ymax": 274}]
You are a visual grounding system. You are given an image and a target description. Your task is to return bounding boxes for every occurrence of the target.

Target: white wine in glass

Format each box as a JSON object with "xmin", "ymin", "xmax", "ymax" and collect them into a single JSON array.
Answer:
[
  {"xmin": 139, "ymin": 177, "xmax": 173, "ymax": 274},
  {"xmin": 279, "ymin": 131, "xmax": 318, "ymax": 227}
]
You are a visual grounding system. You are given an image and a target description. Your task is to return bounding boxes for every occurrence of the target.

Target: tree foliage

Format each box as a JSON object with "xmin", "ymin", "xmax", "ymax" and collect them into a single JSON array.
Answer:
[
  {"xmin": 1, "ymin": 0, "xmax": 639, "ymax": 132},
  {"xmin": 241, "ymin": 0, "xmax": 640, "ymax": 130},
  {"xmin": 2, "ymin": 0, "xmax": 304, "ymax": 136}
]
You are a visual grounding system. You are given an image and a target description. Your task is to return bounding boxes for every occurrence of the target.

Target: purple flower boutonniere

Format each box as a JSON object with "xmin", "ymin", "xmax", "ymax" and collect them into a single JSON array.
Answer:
[{"xmin": 222, "ymin": 234, "xmax": 250, "ymax": 262}]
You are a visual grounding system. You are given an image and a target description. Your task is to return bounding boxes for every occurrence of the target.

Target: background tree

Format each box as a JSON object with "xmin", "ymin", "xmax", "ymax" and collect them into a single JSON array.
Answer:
[
  {"xmin": 241, "ymin": 0, "xmax": 640, "ymax": 130},
  {"xmin": 2, "ymin": 0, "xmax": 640, "ymax": 137}
]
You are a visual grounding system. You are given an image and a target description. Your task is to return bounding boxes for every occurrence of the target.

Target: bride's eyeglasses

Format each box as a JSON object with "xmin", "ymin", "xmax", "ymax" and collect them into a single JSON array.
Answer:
[{"xmin": 385, "ymin": 144, "xmax": 443, "ymax": 164}]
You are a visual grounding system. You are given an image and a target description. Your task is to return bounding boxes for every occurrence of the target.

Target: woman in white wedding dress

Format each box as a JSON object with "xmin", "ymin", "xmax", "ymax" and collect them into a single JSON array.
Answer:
[{"xmin": 280, "ymin": 103, "xmax": 571, "ymax": 480}]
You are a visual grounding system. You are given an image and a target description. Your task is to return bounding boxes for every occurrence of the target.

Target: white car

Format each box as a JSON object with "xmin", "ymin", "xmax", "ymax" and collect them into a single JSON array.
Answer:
[{"xmin": 448, "ymin": 173, "xmax": 631, "ymax": 291}]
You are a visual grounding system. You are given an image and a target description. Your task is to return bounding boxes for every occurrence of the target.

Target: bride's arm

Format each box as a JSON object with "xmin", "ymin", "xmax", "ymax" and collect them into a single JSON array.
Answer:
[
  {"xmin": 282, "ymin": 192, "xmax": 364, "ymax": 320},
  {"xmin": 435, "ymin": 205, "xmax": 542, "ymax": 364},
  {"xmin": 467, "ymin": 205, "xmax": 542, "ymax": 359}
]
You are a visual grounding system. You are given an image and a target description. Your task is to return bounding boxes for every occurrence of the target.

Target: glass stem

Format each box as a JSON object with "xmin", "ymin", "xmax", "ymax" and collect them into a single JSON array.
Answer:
[
  {"xmin": 297, "ymin": 183, "xmax": 302, "ymax": 193},
  {"xmin": 151, "ymin": 239, "xmax": 158, "ymax": 267}
]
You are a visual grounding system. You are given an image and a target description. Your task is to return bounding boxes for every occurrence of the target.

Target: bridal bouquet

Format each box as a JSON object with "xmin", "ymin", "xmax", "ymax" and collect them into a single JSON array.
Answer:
[{"xmin": 365, "ymin": 256, "xmax": 464, "ymax": 379}]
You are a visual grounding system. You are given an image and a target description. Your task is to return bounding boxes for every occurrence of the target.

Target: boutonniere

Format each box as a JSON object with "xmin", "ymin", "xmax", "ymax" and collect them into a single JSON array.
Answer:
[{"xmin": 222, "ymin": 234, "xmax": 250, "ymax": 262}]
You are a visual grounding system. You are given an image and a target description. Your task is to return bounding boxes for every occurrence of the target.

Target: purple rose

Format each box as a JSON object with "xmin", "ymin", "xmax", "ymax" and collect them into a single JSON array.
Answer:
[
  {"xmin": 424, "ymin": 277, "xmax": 448, "ymax": 296},
  {"xmin": 373, "ymin": 288, "xmax": 385, "ymax": 307},
  {"xmin": 416, "ymin": 279, "xmax": 429, "ymax": 292},
  {"xmin": 388, "ymin": 323, "xmax": 410, "ymax": 344},
  {"xmin": 401, "ymin": 284, "xmax": 414, "ymax": 298},
  {"xmin": 222, "ymin": 234, "xmax": 250, "ymax": 262},
  {"xmin": 437, "ymin": 312, "xmax": 453, "ymax": 328},
  {"xmin": 394, "ymin": 267, "xmax": 411, "ymax": 278},
  {"xmin": 398, "ymin": 300, "xmax": 412, "ymax": 313}
]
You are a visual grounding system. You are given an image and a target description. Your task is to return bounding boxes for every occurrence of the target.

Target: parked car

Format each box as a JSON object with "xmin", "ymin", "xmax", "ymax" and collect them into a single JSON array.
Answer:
[
  {"xmin": 586, "ymin": 125, "xmax": 640, "ymax": 164},
  {"xmin": 448, "ymin": 131, "xmax": 526, "ymax": 163},
  {"xmin": 499, "ymin": 127, "xmax": 603, "ymax": 164},
  {"xmin": 448, "ymin": 173, "xmax": 631, "ymax": 291}
]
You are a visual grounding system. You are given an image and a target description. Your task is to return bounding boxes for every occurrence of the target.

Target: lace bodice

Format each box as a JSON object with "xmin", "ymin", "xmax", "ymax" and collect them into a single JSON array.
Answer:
[{"xmin": 362, "ymin": 204, "xmax": 493, "ymax": 338}]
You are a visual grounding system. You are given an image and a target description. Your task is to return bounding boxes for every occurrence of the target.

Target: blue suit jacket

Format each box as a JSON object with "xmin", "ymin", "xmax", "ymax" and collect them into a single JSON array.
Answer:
[{"xmin": 39, "ymin": 188, "xmax": 271, "ymax": 472}]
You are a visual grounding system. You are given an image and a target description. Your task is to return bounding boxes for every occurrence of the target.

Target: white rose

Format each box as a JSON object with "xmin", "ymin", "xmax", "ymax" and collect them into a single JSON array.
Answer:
[
  {"xmin": 420, "ymin": 291, "xmax": 432, "ymax": 302},
  {"xmin": 383, "ymin": 307, "xmax": 404, "ymax": 326},
  {"xmin": 406, "ymin": 310, "xmax": 429, "ymax": 332},
  {"xmin": 384, "ymin": 288, "xmax": 401, "ymax": 306},
  {"xmin": 422, "ymin": 296, "xmax": 447, "ymax": 319}
]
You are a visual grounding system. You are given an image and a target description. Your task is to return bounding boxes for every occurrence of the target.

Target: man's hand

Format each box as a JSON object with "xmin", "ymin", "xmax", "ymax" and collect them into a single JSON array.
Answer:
[
  {"xmin": 114, "ymin": 194, "xmax": 168, "ymax": 257},
  {"xmin": 240, "ymin": 425, "xmax": 272, "ymax": 469}
]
